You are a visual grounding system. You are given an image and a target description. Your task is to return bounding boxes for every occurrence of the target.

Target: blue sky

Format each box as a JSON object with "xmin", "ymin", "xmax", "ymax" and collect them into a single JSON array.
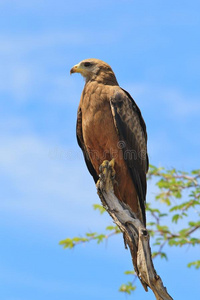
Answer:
[{"xmin": 0, "ymin": 0, "xmax": 200, "ymax": 299}]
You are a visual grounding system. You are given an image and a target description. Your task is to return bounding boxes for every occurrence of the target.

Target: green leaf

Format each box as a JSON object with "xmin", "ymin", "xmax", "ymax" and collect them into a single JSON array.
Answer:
[
  {"xmin": 119, "ymin": 282, "xmax": 136, "ymax": 294},
  {"xmin": 156, "ymin": 225, "xmax": 169, "ymax": 233},
  {"xmin": 106, "ymin": 225, "xmax": 118, "ymax": 231},
  {"xmin": 189, "ymin": 238, "xmax": 200, "ymax": 246},
  {"xmin": 160, "ymin": 252, "xmax": 168, "ymax": 260},
  {"xmin": 159, "ymin": 213, "xmax": 168, "ymax": 217},
  {"xmin": 93, "ymin": 204, "xmax": 106, "ymax": 214},
  {"xmin": 124, "ymin": 270, "xmax": 136, "ymax": 275},
  {"xmin": 191, "ymin": 170, "xmax": 200, "ymax": 175},
  {"xmin": 147, "ymin": 222, "xmax": 156, "ymax": 226},
  {"xmin": 188, "ymin": 221, "xmax": 200, "ymax": 227},
  {"xmin": 152, "ymin": 251, "xmax": 168, "ymax": 260},
  {"xmin": 86, "ymin": 232, "xmax": 97, "ymax": 237},
  {"xmin": 59, "ymin": 238, "xmax": 75, "ymax": 249},
  {"xmin": 172, "ymin": 214, "xmax": 181, "ymax": 223},
  {"xmin": 187, "ymin": 260, "xmax": 200, "ymax": 269},
  {"xmin": 179, "ymin": 229, "xmax": 189, "ymax": 236},
  {"xmin": 95, "ymin": 234, "xmax": 106, "ymax": 244}
]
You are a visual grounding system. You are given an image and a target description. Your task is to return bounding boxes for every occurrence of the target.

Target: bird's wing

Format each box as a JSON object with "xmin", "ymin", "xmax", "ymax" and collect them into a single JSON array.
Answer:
[
  {"xmin": 76, "ymin": 107, "xmax": 99, "ymax": 183},
  {"xmin": 110, "ymin": 88, "xmax": 148, "ymax": 225}
]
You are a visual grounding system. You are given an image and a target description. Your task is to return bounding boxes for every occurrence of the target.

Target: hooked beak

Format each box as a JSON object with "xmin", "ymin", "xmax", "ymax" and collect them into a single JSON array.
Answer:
[{"xmin": 70, "ymin": 64, "xmax": 81, "ymax": 75}]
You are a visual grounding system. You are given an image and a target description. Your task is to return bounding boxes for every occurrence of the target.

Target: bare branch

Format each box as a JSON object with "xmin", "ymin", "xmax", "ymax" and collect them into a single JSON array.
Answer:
[{"xmin": 97, "ymin": 159, "xmax": 173, "ymax": 300}]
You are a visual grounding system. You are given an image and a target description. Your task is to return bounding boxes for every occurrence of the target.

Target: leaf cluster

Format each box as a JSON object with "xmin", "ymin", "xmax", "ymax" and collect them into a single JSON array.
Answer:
[{"xmin": 60, "ymin": 165, "xmax": 200, "ymax": 295}]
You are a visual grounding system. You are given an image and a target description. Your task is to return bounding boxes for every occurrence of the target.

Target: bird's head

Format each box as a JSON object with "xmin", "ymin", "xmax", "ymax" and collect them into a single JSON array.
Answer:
[{"xmin": 70, "ymin": 58, "xmax": 118, "ymax": 85}]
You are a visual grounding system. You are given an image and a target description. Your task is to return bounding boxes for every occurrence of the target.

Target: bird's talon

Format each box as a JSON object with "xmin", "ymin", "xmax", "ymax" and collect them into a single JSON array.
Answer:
[{"xmin": 109, "ymin": 158, "xmax": 115, "ymax": 168}]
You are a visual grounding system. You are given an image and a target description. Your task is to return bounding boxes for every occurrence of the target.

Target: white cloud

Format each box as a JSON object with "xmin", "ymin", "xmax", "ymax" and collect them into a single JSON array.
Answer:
[
  {"xmin": 0, "ymin": 267, "xmax": 70, "ymax": 293},
  {"xmin": 124, "ymin": 82, "xmax": 200, "ymax": 119},
  {"xmin": 0, "ymin": 27, "xmax": 120, "ymax": 59},
  {"xmin": 0, "ymin": 32, "xmax": 85, "ymax": 55},
  {"xmin": 162, "ymin": 88, "xmax": 200, "ymax": 117},
  {"xmin": 0, "ymin": 27, "xmax": 118, "ymax": 103},
  {"xmin": 121, "ymin": 82, "xmax": 200, "ymax": 169},
  {"xmin": 0, "ymin": 263, "xmax": 117, "ymax": 298},
  {"xmin": 0, "ymin": 30, "xmax": 85, "ymax": 101},
  {"xmin": 0, "ymin": 130, "xmax": 111, "ymax": 232},
  {"xmin": 0, "ymin": 57, "xmax": 81, "ymax": 104}
]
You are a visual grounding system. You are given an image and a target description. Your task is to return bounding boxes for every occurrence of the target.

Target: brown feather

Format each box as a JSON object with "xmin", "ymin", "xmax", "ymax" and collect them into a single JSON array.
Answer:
[{"xmin": 73, "ymin": 59, "xmax": 148, "ymax": 225}]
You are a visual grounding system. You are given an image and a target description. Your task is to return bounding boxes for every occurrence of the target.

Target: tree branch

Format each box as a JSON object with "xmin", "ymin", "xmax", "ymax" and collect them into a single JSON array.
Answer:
[{"xmin": 96, "ymin": 159, "xmax": 173, "ymax": 300}]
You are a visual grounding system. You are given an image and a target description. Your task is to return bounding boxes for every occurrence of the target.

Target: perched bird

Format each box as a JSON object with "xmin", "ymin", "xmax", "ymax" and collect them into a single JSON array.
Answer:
[{"xmin": 70, "ymin": 59, "xmax": 148, "ymax": 226}]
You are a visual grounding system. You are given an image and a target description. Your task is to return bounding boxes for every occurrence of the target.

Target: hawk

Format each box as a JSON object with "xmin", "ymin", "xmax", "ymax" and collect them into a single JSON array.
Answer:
[{"xmin": 70, "ymin": 59, "xmax": 148, "ymax": 226}]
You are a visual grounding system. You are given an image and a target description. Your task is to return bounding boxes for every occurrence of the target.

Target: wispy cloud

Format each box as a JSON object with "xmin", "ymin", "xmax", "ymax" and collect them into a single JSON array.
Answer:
[
  {"xmin": 124, "ymin": 82, "xmax": 200, "ymax": 119},
  {"xmin": 121, "ymin": 82, "xmax": 200, "ymax": 168},
  {"xmin": 0, "ymin": 32, "xmax": 85, "ymax": 55},
  {"xmin": 0, "ymin": 128, "xmax": 110, "ymax": 232},
  {"xmin": 0, "ymin": 27, "xmax": 119, "ymax": 102}
]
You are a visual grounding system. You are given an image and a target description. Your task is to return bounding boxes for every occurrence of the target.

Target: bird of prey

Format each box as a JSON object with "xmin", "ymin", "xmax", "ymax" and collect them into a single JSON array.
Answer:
[{"xmin": 70, "ymin": 59, "xmax": 148, "ymax": 226}]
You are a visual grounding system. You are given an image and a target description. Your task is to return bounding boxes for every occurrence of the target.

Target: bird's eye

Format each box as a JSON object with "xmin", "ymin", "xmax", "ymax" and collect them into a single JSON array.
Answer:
[{"xmin": 84, "ymin": 62, "xmax": 92, "ymax": 67}]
